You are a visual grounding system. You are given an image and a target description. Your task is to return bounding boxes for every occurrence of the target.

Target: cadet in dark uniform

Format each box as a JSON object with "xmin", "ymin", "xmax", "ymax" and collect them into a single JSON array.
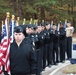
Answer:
[
  {"xmin": 59, "ymin": 22, "xmax": 66, "ymax": 63},
  {"xmin": 25, "ymin": 24, "xmax": 42, "ymax": 75},
  {"xmin": 37, "ymin": 23, "xmax": 46, "ymax": 71},
  {"xmin": 37, "ymin": 23, "xmax": 45, "ymax": 75},
  {"xmin": 52, "ymin": 25, "xmax": 59, "ymax": 65},
  {"xmin": 45, "ymin": 22, "xmax": 53, "ymax": 67},
  {"xmin": 10, "ymin": 26, "xmax": 37, "ymax": 75}
]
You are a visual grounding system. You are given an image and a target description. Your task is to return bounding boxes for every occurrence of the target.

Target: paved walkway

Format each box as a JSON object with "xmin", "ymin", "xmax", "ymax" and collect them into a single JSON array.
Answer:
[
  {"xmin": 42, "ymin": 37, "xmax": 76, "ymax": 75},
  {"xmin": 42, "ymin": 60, "xmax": 70, "ymax": 75}
]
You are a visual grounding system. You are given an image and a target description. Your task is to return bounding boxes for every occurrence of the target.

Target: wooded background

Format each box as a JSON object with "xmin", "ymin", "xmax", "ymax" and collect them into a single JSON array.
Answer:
[{"xmin": 0, "ymin": 0, "xmax": 76, "ymax": 30}]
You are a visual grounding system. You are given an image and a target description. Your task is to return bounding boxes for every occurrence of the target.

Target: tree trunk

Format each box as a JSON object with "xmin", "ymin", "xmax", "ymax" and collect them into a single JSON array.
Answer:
[
  {"xmin": 34, "ymin": 13, "xmax": 37, "ymax": 19},
  {"xmin": 18, "ymin": 0, "xmax": 23, "ymax": 19},
  {"xmin": 12, "ymin": 0, "xmax": 17, "ymax": 13},
  {"xmin": 68, "ymin": 4, "xmax": 70, "ymax": 15},
  {"xmin": 40, "ymin": 7, "xmax": 45, "ymax": 21},
  {"xmin": 71, "ymin": 1, "xmax": 74, "ymax": 15}
]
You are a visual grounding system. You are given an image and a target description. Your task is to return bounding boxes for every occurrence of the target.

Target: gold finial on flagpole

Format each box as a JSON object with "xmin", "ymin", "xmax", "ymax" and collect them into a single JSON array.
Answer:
[
  {"xmin": 6, "ymin": 12, "xmax": 10, "ymax": 29},
  {"xmin": 30, "ymin": 18, "xmax": 32, "ymax": 22},
  {"xmin": 42, "ymin": 20, "xmax": 44, "ymax": 23},
  {"xmin": 34, "ymin": 19, "xmax": 38, "ymax": 25},
  {"xmin": 2, "ymin": 21, "xmax": 4, "ymax": 25},
  {"xmin": 16, "ymin": 17, "xmax": 20, "ymax": 26},
  {"xmin": 12, "ymin": 15, "xmax": 15, "ymax": 20},
  {"xmin": 17, "ymin": 17, "xmax": 20, "ymax": 21},
  {"xmin": 6, "ymin": 12, "xmax": 10, "ymax": 18},
  {"xmin": 29, "ymin": 18, "xmax": 32, "ymax": 24},
  {"xmin": 23, "ymin": 18, "xmax": 26, "ymax": 25}
]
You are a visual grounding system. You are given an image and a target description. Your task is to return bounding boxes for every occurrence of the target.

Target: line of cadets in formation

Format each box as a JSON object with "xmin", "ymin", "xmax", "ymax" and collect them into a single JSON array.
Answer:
[{"xmin": 18, "ymin": 21, "xmax": 74, "ymax": 75}]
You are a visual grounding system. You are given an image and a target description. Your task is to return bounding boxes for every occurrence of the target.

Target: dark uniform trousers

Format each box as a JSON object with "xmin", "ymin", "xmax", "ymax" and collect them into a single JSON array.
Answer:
[
  {"xmin": 66, "ymin": 37, "xmax": 72, "ymax": 59},
  {"xmin": 36, "ymin": 32, "xmax": 45, "ymax": 75},
  {"xmin": 36, "ymin": 48, "xmax": 42, "ymax": 75},
  {"xmin": 35, "ymin": 41, "xmax": 43, "ymax": 75},
  {"xmin": 59, "ymin": 27, "xmax": 66, "ymax": 62},
  {"xmin": 43, "ymin": 43, "xmax": 47, "ymax": 69},
  {"xmin": 59, "ymin": 39, "xmax": 66, "ymax": 62},
  {"xmin": 46, "ymin": 41, "xmax": 53, "ymax": 66},
  {"xmin": 53, "ymin": 42, "xmax": 59, "ymax": 64}
]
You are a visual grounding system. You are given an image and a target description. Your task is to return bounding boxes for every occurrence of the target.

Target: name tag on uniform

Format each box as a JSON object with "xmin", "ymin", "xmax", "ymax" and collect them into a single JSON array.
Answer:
[
  {"xmin": 48, "ymin": 33, "xmax": 49, "ymax": 35},
  {"xmin": 36, "ymin": 35, "xmax": 38, "ymax": 37},
  {"xmin": 32, "ymin": 35, "xmax": 34, "ymax": 37},
  {"xmin": 42, "ymin": 36, "xmax": 44, "ymax": 39}
]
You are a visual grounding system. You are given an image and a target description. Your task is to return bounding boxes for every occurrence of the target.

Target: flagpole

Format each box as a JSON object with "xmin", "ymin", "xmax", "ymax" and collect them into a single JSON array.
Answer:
[
  {"xmin": 34, "ymin": 19, "xmax": 36, "ymax": 25},
  {"xmin": 34, "ymin": 19, "xmax": 38, "ymax": 25},
  {"xmin": 1, "ymin": 21, "xmax": 4, "ymax": 34},
  {"xmin": 6, "ymin": 12, "xmax": 10, "ymax": 38},
  {"xmin": 1, "ymin": 21, "xmax": 4, "ymax": 38},
  {"xmin": 16, "ymin": 17, "xmax": 20, "ymax": 26},
  {"xmin": 29, "ymin": 18, "xmax": 32, "ymax": 24},
  {"xmin": 51, "ymin": 20, "xmax": 54, "ymax": 28},
  {"xmin": 36, "ymin": 19, "xmax": 38, "ymax": 26},
  {"xmin": 12, "ymin": 15, "xmax": 15, "ymax": 20},
  {"xmin": 10, "ymin": 15, "xmax": 15, "ymax": 43},
  {"xmin": 6, "ymin": 12, "xmax": 10, "ymax": 27},
  {"xmin": 42, "ymin": 20, "xmax": 44, "ymax": 23},
  {"xmin": 57, "ymin": 23, "xmax": 60, "ymax": 32},
  {"xmin": 23, "ymin": 18, "xmax": 26, "ymax": 25},
  {"xmin": 1, "ymin": 21, "xmax": 3, "ymax": 27},
  {"xmin": 17, "ymin": 17, "xmax": 20, "ymax": 26},
  {"xmin": 64, "ymin": 19, "xmax": 67, "ymax": 29}
]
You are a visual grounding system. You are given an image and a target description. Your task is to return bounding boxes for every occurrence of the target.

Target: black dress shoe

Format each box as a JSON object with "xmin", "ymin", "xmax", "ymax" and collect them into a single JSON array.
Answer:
[
  {"xmin": 56, "ymin": 61, "xmax": 59, "ymax": 63},
  {"xmin": 42, "ymin": 69, "xmax": 45, "ymax": 71},
  {"xmin": 53, "ymin": 63, "xmax": 58, "ymax": 65},
  {"xmin": 48, "ymin": 65, "xmax": 52, "ymax": 68},
  {"xmin": 60, "ymin": 60, "xmax": 65, "ymax": 63}
]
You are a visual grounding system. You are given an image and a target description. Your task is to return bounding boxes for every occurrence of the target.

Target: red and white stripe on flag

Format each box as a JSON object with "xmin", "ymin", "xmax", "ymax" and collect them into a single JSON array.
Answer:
[
  {"xmin": 0, "ymin": 18, "xmax": 11, "ymax": 75},
  {"xmin": 0, "ymin": 17, "xmax": 15, "ymax": 75},
  {"xmin": 4, "ymin": 18, "xmax": 11, "ymax": 75},
  {"xmin": 0, "ymin": 44, "xmax": 3, "ymax": 74}
]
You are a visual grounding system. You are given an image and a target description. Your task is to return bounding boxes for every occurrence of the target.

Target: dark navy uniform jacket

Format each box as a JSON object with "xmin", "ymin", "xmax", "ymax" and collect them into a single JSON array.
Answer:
[
  {"xmin": 53, "ymin": 30, "xmax": 59, "ymax": 43},
  {"xmin": 44, "ymin": 29, "xmax": 50, "ymax": 43},
  {"xmin": 10, "ymin": 39, "xmax": 37, "ymax": 74},
  {"xmin": 59, "ymin": 28, "xmax": 66, "ymax": 40}
]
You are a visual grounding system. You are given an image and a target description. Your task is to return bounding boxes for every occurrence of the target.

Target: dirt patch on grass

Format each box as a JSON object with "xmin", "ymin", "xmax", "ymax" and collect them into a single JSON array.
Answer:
[{"xmin": 63, "ymin": 64, "xmax": 76, "ymax": 74}]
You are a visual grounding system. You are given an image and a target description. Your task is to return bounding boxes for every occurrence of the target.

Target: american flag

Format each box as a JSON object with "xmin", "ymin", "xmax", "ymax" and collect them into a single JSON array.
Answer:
[
  {"xmin": 0, "ymin": 19, "xmax": 9, "ymax": 74},
  {"xmin": 5, "ymin": 19, "xmax": 15, "ymax": 74},
  {"xmin": 0, "ymin": 18, "xmax": 15, "ymax": 75},
  {"xmin": 4, "ymin": 18, "xmax": 11, "ymax": 75},
  {"xmin": 10, "ymin": 19, "xmax": 15, "ymax": 43},
  {"xmin": 0, "ymin": 18, "xmax": 11, "ymax": 75},
  {"xmin": 0, "ymin": 24, "xmax": 5, "ymax": 74}
]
